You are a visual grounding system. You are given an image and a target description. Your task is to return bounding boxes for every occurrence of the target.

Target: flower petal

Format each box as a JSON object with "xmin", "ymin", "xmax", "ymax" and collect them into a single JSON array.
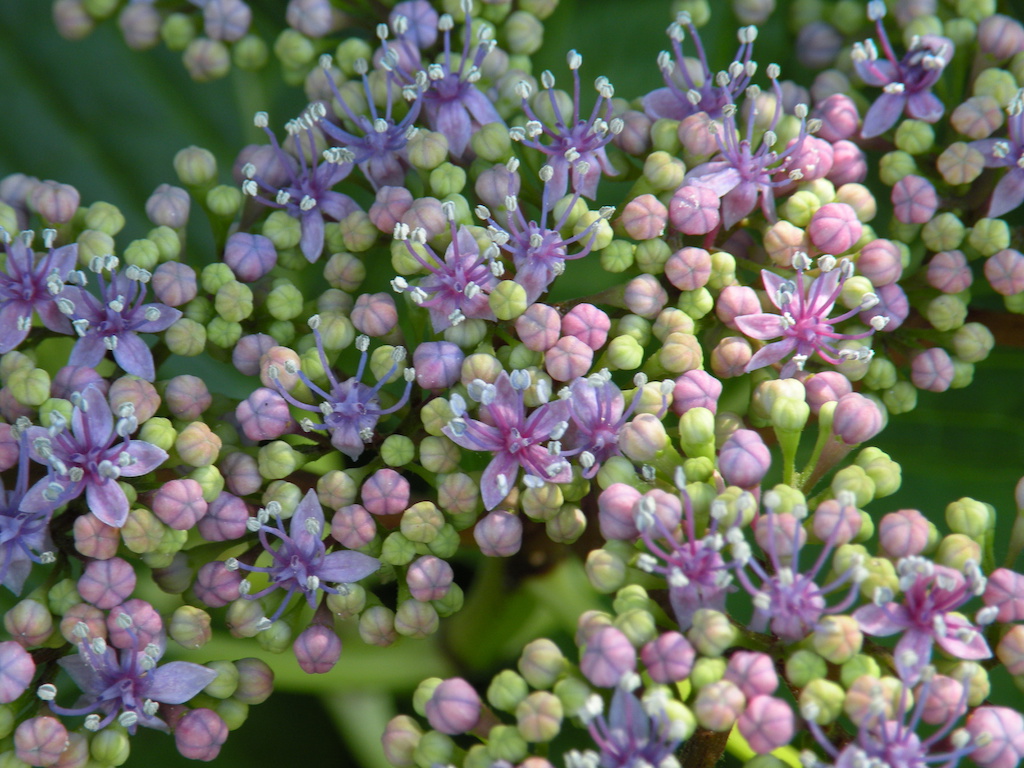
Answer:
[
  {"xmin": 318, "ymin": 550, "xmax": 381, "ymax": 584},
  {"xmin": 145, "ymin": 661, "xmax": 220, "ymax": 704},
  {"xmin": 112, "ymin": 333, "xmax": 156, "ymax": 380},
  {"xmin": 117, "ymin": 441, "xmax": 168, "ymax": 477},
  {"xmin": 86, "ymin": 479, "xmax": 129, "ymax": 528},
  {"xmin": 861, "ymin": 92, "xmax": 906, "ymax": 138},
  {"xmin": 735, "ymin": 313, "xmax": 787, "ymax": 341}
]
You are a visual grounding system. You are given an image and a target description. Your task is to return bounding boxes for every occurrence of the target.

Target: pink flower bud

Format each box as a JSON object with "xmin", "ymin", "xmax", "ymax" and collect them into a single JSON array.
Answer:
[
  {"xmin": 968, "ymin": 707, "xmax": 1024, "ymax": 768},
  {"xmin": 892, "ymin": 175, "xmax": 938, "ymax": 224},
  {"xmin": 997, "ymin": 625, "xmax": 1024, "ymax": 675},
  {"xmin": 232, "ymin": 334, "xmax": 276, "ymax": 376},
  {"xmin": 928, "ymin": 250, "xmax": 973, "ymax": 294},
  {"xmin": 146, "ymin": 184, "xmax": 190, "ymax": 228},
  {"xmin": 331, "ymin": 504, "xmax": 377, "ymax": 549},
  {"xmin": 665, "ymin": 246, "xmax": 712, "ymax": 290},
  {"xmin": 641, "ymin": 631, "xmax": 695, "ymax": 683},
  {"xmin": 223, "ymin": 232, "xmax": 277, "ymax": 282},
  {"xmin": 857, "ymin": 238, "xmax": 903, "ymax": 286},
  {"xmin": 809, "ymin": 202, "xmax": 862, "ymax": 255},
  {"xmin": 978, "ymin": 14, "xmax": 1024, "ymax": 60},
  {"xmin": 407, "ymin": 556, "xmax": 454, "ymax": 602},
  {"xmin": 801, "ymin": 370, "xmax": 852, "ymax": 415},
  {"xmin": 153, "ymin": 478, "xmax": 209, "ymax": 530},
  {"xmin": 545, "ymin": 336, "xmax": 593, "ymax": 381},
  {"xmin": 369, "ymin": 186, "xmax": 414, "ymax": 233},
  {"xmin": 401, "ymin": 197, "xmax": 446, "ymax": 240},
  {"xmin": 671, "ymin": 369, "xmax": 722, "ymax": 415},
  {"xmin": 294, "ymin": 624, "xmax": 342, "ymax": 674},
  {"xmin": 236, "ymin": 388, "xmax": 293, "ymax": 441},
  {"xmin": 725, "ymin": 651, "xmax": 778, "ymax": 698},
  {"xmin": 624, "ymin": 274, "xmax": 668, "ymax": 319},
  {"xmin": 678, "ymin": 112, "xmax": 719, "ymax": 156},
  {"xmin": 911, "ymin": 348, "xmax": 955, "ymax": 393},
  {"xmin": 737, "ymin": 695, "xmax": 794, "ymax": 753},
  {"xmin": 985, "ymin": 249, "xmax": 1024, "ymax": 296},
  {"xmin": 362, "ymin": 469, "xmax": 410, "ymax": 516},
  {"xmin": 580, "ymin": 626, "xmax": 636, "ymax": 687},
  {"xmin": 59, "ymin": 603, "xmax": 105, "ymax": 644},
  {"xmin": 165, "ymin": 375, "xmax": 213, "ymax": 420},
  {"xmin": 860, "ymin": 281, "xmax": 909, "ymax": 330},
  {"xmin": 194, "ymin": 561, "xmax": 243, "ymax": 607},
  {"xmin": 598, "ymin": 483, "xmax": 642, "ymax": 541},
  {"xmin": 984, "ymin": 568, "xmax": 1024, "ymax": 623},
  {"xmin": 78, "ymin": 557, "xmax": 135, "ymax": 609},
  {"xmin": 352, "ymin": 292, "xmax": 399, "ymax": 337},
  {"xmin": 31, "ymin": 180, "xmax": 79, "ymax": 224},
  {"xmin": 474, "ymin": 510, "xmax": 522, "ymax": 557},
  {"xmin": 827, "ymin": 140, "xmax": 868, "ymax": 185},
  {"xmin": 716, "ymin": 286, "xmax": 761, "ymax": 329},
  {"xmin": 786, "ymin": 136, "xmax": 834, "ymax": 183},
  {"xmin": 831, "ymin": 393, "xmax": 883, "ymax": 444},
  {"xmin": 812, "ymin": 498, "xmax": 862, "ymax": 545},
  {"xmin": 0, "ymin": 641, "xmax": 35, "ymax": 703},
  {"xmin": 614, "ymin": 110, "xmax": 653, "ymax": 155},
  {"xmin": 107, "ymin": 599, "xmax": 163, "ymax": 649},
  {"xmin": 516, "ymin": 304, "xmax": 561, "ymax": 351},
  {"xmin": 425, "ymin": 678, "xmax": 481, "ymax": 735},
  {"xmin": 475, "ymin": 164, "xmax": 520, "ymax": 211},
  {"xmin": 694, "ymin": 680, "xmax": 745, "ymax": 731},
  {"xmin": 15, "ymin": 716, "xmax": 68, "ymax": 767},
  {"xmin": 621, "ymin": 194, "xmax": 667, "ymax": 240},
  {"xmin": 175, "ymin": 708, "xmax": 229, "ymax": 762},
  {"xmin": 878, "ymin": 509, "xmax": 930, "ymax": 559},
  {"xmin": 718, "ymin": 429, "xmax": 770, "ymax": 488},
  {"xmin": 669, "ymin": 184, "xmax": 720, "ymax": 235},
  {"xmin": 73, "ymin": 513, "xmax": 120, "ymax": 560},
  {"xmin": 711, "ymin": 336, "xmax": 753, "ymax": 378},
  {"xmin": 813, "ymin": 94, "xmax": 860, "ymax": 142},
  {"xmin": 413, "ymin": 341, "xmax": 463, "ymax": 390},
  {"xmin": 562, "ymin": 303, "xmax": 610, "ymax": 349}
]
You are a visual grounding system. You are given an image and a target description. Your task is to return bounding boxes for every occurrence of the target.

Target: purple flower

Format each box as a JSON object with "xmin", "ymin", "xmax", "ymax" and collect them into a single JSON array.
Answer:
[
  {"xmin": 0, "ymin": 229, "xmax": 76, "ymax": 353},
  {"xmin": 643, "ymin": 13, "xmax": 757, "ymax": 121},
  {"xmin": 391, "ymin": 217, "xmax": 498, "ymax": 332},
  {"xmin": 570, "ymin": 685, "xmax": 683, "ymax": 768},
  {"xmin": 512, "ymin": 51, "xmax": 621, "ymax": 200},
  {"xmin": 45, "ymin": 617, "xmax": 217, "ymax": 733},
  {"xmin": 318, "ymin": 55, "xmax": 422, "ymax": 190},
  {"xmin": 683, "ymin": 65, "xmax": 815, "ymax": 229},
  {"xmin": 55, "ymin": 261, "xmax": 182, "ymax": 382},
  {"xmin": 21, "ymin": 385, "xmax": 168, "ymax": 528},
  {"xmin": 852, "ymin": 0, "xmax": 953, "ymax": 138},
  {"xmin": 853, "ymin": 557, "xmax": 993, "ymax": 684},
  {"xmin": 227, "ymin": 489, "xmax": 380, "ymax": 626},
  {"xmin": 479, "ymin": 160, "xmax": 610, "ymax": 303},
  {"xmin": 269, "ymin": 326, "xmax": 414, "ymax": 460},
  {"xmin": 393, "ymin": 10, "xmax": 505, "ymax": 158},
  {"xmin": 735, "ymin": 253, "xmax": 886, "ymax": 378},
  {"xmin": 972, "ymin": 92, "xmax": 1024, "ymax": 217},
  {"xmin": 732, "ymin": 493, "xmax": 865, "ymax": 643},
  {"xmin": 0, "ymin": 422, "xmax": 54, "ymax": 594},
  {"xmin": 442, "ymin": 370, "xmax": 571, "ymax": 511},
  {"xmin": 241, "ymin": 106, "xmax": 358, "ymax": 262}
]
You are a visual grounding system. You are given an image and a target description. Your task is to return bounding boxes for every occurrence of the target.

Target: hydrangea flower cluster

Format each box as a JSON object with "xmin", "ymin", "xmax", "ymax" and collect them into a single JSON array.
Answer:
[{"xmin": 0, "ymin": 0, "xmax": 1023, "ymax": 766}]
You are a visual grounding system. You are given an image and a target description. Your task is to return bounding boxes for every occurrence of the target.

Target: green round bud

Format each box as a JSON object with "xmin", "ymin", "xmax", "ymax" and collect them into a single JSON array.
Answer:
[
  {"xmin": 488, "ymin": 670, "xmax": 529, "ymax": 713},
  {"xmin": 190, "ymin": 465, "xmax": 225, "ymax": 503},
  {"xmin": 121, "ymin": 507, "xmax": 164, "ymax": 554},
  {"xmin": 643, "ymin": 149, "xmax": 685, "ymax": 190},
  {"xmin": 974, "ymin": 67, "xmax": 1018, "ymax": 106},
  {"xmin": 432, "ymin": 582, "xmax": 463, "ymax": 617},
  {"xmin": 470, "ymin": 122, "xmax": 512, "ymax": 162},
  {"xmin": 401, "ymin": 501, "xmax": 444, "ymax": 544},
  {"xmin": 274, "ymin": 28, "xmax": 315, "ymax": 68},
  {"xmin": 862, "ymin": 357, "xmax": 898, "ymax": 391},
  {"xmin": 688, "ymin": 609, "xmax": 737, "ymax": 656},
  {"xmin": 487, "ymin": 724, "xmax": 528, "ymax": 764},
  {"xmin": 202, "ymin": 185, "xmax": 241, "ymax": 219},
  {"xmin": 426, "ymin": 523, "xmax": 460, "ymax": 559},
  {"xmin": 690, "ymin": 657, "xmax": 726, "ymax": 689},
  {"xmin": 173, "ymin": 145, "xmax": 217, "ymax": 187},
  {"xmin": 952, "ymin": 322, "xmax": 995, "ymax": 363},
  {"xmin": 161, "ymin": 13, "xmax": 196, "ymax": 51},
  {"xmin": 183, "ymin": 37, "xmax": 231, "ymax": 82},
  {"xmin": 553, "ymin": 676, "xmax": 592, "ymax": 716},
  {"xmin": 91, "ymin": 728, "xmax": 131, "ymax": 765},
  {"xmin": 504, "ymin": 10, "xmax": 543, "ymax": 54},
  {"xmin": 785, "ymin": 649, "xmax": 827, "ymax": 687},
  {"xmin": 811, "ymin": 615, "xmax": 863, "ymax": 664},
  {"xmin": 613, "ymin": 607, "xmax": 657, "ymax": 646},
  {"xmin": 586, "ymin": 548, "xmax": 627, "ymax": 594},
  {"xmin": 257, "ymin": 440, "xmax": 303, "ymax": 480},
  {"xmin": 264, "ymin": 282, "xmax": 302, "ymax": 321},
  {"xmin": 263, "ymin": 210, "xmax": 302, "ymax": 250},
  {"xmin": 800, "ymin": 678, "xmax": 845, "ymax": 724},
  {"xmin": 545, "ymin": 504, "xmax": 586, "ymax": 544},
  {"xmin": 413, "ymin": 678, "xmax": 443, "ymax": 717},
  {"xmin": 840, "ymin": 654, "xmax": 881, "ymax": 689},
  {"xmin": 969, "ymin": 217, "xmax": 1010, "ymax": 256},
  {"xmin": 407, "ymin": 130, "xmax": 450, "ymax": 170},
  {"xmin": 339, "ymin": 210, "xmax": 378, "ymax": 252},
  {"xmin": 122, "ymin": 239, "xmax": 159, "ymax": 270},
  {"xmin": 882, "ymin": 381, "xmax": 917, "ymax": 414},
  {"xmin": 708, "ymin": 251, "xmax": 737, "ymax": 290},
  {"xmin": 878, "ymin": 150, "xmax": 917, "ymax": 186},
  {"xmin": 926, "ymin": 294, "xmax": 967, "ymax": 331},
  {"xmin": 169, "ymin": 605, "xmax": 212, "ymax": 649},
  {"xmin": 600, "ymin": 240, "xmax": 635, "ymax": 272},
  {"xmin": 324, "ymin": 583, "xmax": 366, "ymax": 619},
  {"xmin": 935, "ymin": 533, "xmax": 981, "ymax": 570},
  {"xmin": 634, "ymin": 239, "xmax": 672, "ymax": 273},
  {"xmin": 0, "ymin": 706, "xmax": 14, "ymax": 739},
  {"xmin": 47, "ymin": 578, "xmax": 80, "ymax": 615},
  {"xmin": 515, "ymin": 691, "xmax": 563, "ymax": 743},
  {"xmin": 678, "ymin": 287, "xmax": 714, "ymax": 319},
  {"xmin": 201, "ymin": 262, "xmax": 234, "ymax": 295},
  {"xmin": 945, "ymin": 497, "xmax": 990, "ymax": 539},
  {"xmin": 382, "ymin": 532, "xmax": 416, "ymax": 566},
  {"xmin": 138, "ymin": 417, "xmax": 176, "ymax": 453},
  {"xmin": 518, "ymin": 638, "xmax": 567, "ymax": 689},
  {"xmin": 894, "ymin": 119, "xmax": 935, "ymax": 155},
  {"xmin": 831, "ymin": 465, "xmax": 875, "ymax": 507},
  {"xmin": 679, "ymin": 407, "xmax": 716, "ymax": 460},
  {"xmin": 378, "ymin": 434, "xmax": 414, "ymax": 467},
  {"xmin": 782, "ymin": 190, "xmax": 822, "ymax": 227},
  {"xmin": 7, "ymin": 368, "xmax": 49, "ymax": 407},
  {"xmin": 413, "ymin": 730, "xmax": 454, "ymax": 768},
  {"xmin": 855, "ymin": 447, "xmax": 902, "ymax": 498},
  {"xmin": 202, "ymin": 660, "xmax": 240, "ymax": 699},
  {"xmin": 429, "ymin": 163, "xmax": 467, "ymax": 198},
  {"xmin": 207, "ymin": 317, "xmax": 243, "ymax": 349},
  {"xmin": 489, "ymin": 280, "xmax": 528, "ymax": 321},
  {"xmin": 85, "ymin": 201, "xmax": 125, "ymax": 236},
  {"xmin": 146, "ymin": 225, "xmax": 181, "ymax": 262},
  {"xmin": 76, "ymin": 229, "xmax": 114, "ymax": 266},
  {"xmin": 394, "ymin": 599, "xmax": 439, "ymax": 639},
  {"xmin": 573, "ymin": 212, "xmax": 613, "ymax": 251},
  {"xmin": 165, "ymin": 318, "xmax": 207, "ymax": 356}
]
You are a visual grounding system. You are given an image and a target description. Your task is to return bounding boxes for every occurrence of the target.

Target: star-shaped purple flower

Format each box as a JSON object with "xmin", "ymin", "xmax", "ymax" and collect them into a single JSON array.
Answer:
[
  {"xmin": 572, "ymin": 685, "xmax": 683, "ymax": 768},
  {"xmin": 56, "ymin": 260, "xmax": 182, "ymax": 382},
  {"xmin": 852, "ymin": 0, "xmax": 953, "ymax": 138},
  {"xmin": 21, "ymin": 385, "xmax": 168, "ymax": 528},
  {"xmin": 45, "ymin": 617, "xmax": 217, "ymax": 733},
  {"xmin": 853, "ymin": 557, "xmax": 993, "ymax": 684},
  {"xmin": 443, "ymin": 370, "xmax": 571, "ymax": 511},
  {"xmin": 972, "ymin": 91, "xmax": 1024, "ymax": 218},
  {"xmin": 0, "ymin": 422, "xmax": 54, "ymax": 595},
  {"xmin": 227, "ymin": 489, "xmax": 380, "ymax": 626},
  {"xmin": 735, "ymin": 254, "xmax": 886, "ymax": 378},
  {"xmin": 0, "ymin": 229, "xmax": 76, "ymax": 354}
]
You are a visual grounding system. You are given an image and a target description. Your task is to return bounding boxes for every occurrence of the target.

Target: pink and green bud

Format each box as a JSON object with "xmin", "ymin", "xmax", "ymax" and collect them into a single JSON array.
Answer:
[
  {"xmin": 15, "ymin": 717, "xmax": 68, "ymax": 767},
  {"xmin": 474, "ymin": 510, "xmax": 522, "ymax": 557},
  {"xmin": 799, "ymin": 678, "xmax": 845, "ymax": 725},
  {"xmin": 688, "ymin": 609, "xmax": 737, "ymax": 656},
  {"xmin": 519, "ymin": 638, "xmax": 567, "ymax": 690},
  {"xmin": 937, "ymin": 142, "xmax": 986, "ymax": 184},
  {"xmin": 911, "ymin": 347, "xmax": 955, "ymax": 392},
  {"xmin": 382, "ymin": 715, "xmax": 422, "ymax": 768},
  {"xmin": 516, "ymin": 691, "xmax": 563, "ymax": 743},
  {"xmin": 326, "ymin": 584, "xmax": 366, "ymax": 620},
  {"xmin": 152, "ymin": 262, "xmax": 198, "ymax": 306},
  {"xmin": 225, "ymin": 598, "xmax": 264, "ymax": 638},
  {"xmin": 407, "ymin": 131, "xmax": 450, "ymax": 171},
  {"xmin": 165, "ymin": 318, "xmax": 207, "ymax": 356},
  {"xmin": 360, "ymin": 469, "xmax": 410, "ymax": 517},
  {"xmin": 359, "ymin": 606, "xmax": 397, "ymax": 647},
  {"xmin": 400, "ymin": 502, "xmax": 444, "ymax": 544},
  {"xmin": 231, "ymin": 657, "xmax": 273, "ymax": 706},
  {"xmin": 394, "ymin": 599, "xmax": 439, "ymax": 639},
  {"xmin": 170, "ymin": 605, "xmax": 213, "ymax": 649},
  {"xmin": 174, "ymin": 708, "xmax": 228, "ymax": 761},
  {"xmin": 618, "ymin": 413, "xmax": 668, "ymax": 463},
  {"xmin": 293, "ymin": 624, "xmax": 342, "ymax": 674},
  {"xmin": 694, "ymin": 680, "xmax": 745, "ymax": 732},
  {"xmin": 811, "ymin": 615, "xmax": 863, "ymax": 664}
]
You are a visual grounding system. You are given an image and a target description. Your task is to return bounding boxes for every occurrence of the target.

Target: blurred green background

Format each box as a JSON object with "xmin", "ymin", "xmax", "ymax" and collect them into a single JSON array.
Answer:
[{"xmin": 1, "ymin": 0, "xmax": 1023, "ymax": 766}]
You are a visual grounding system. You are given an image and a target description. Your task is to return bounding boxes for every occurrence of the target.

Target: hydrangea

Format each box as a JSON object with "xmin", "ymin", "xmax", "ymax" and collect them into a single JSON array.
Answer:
[
  {"xmin": 0, "ymin": 229, "xmax": 76, "ymax": 354},
  {"xmin": 0, "ymin": 422, "xmax": 54, "ymax": 594},
  {"xmin": 972, "ymin": 90, "xmax": 1024, "ymax": 218}
]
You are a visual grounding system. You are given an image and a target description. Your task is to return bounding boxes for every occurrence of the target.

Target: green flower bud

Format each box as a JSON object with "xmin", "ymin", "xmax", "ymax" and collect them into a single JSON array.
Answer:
[
  {"xmin": 878, "ymin": 150, "xmax": 917, "ymax": 186},
  {"xmin": 161, "ymin": 13, "xmax": 196, "ymax": 51},
  {"xmin": 91, "ymin": 727, "xmax": 131, "ymax": 765},
  {"xmin": 257, "ymin": 440, "xmax": 303, "ymax": 480},
  {"xmin": 0, "ymin": 205, "xmax": 17, "ymax": 236},
  {"xmin": 138, "ymin": 417, "xmax": 176, "ymax": 453},
  {"xmin": 516, "ymin": 691, "xmax": 563, "ymax": 743},
  {"xmin": 771, "ymin": 396, "xmax": 810, "ymax": 433},
  {"xmin": 782, "ymin": 190, "xmax": 821, "ymax": 228},
  {"xmin": 894, "ymin": 119, "xmax": 935, "ymax": 155},
  {"xmin": 573, "ymin": 211, "xmax": 613, "ymax": 251},
  {"xmin": 470, "ymin": 122, "xmax": 512, "ymax": 162},
  {"xmin": 490, "ymin": 280, "xmax": 528, "ymax": 321},
  {"xmin": 690, "ymin": 657, "xmax": 726, "ymax": 689},
  {"xmin": 122, "ymin": 507, "xmax": 164, "ymax": 554},
  {"xmin": 708, "ymin": 251, "xmax": 737, "ymax": 290},
  {"xmin": 606, "ymin": 335, "xmax": 643, "ymax": 370},
  {"xmin": 85, "ymin": 201, "xmax": 125, "ymax": 236},
  {"xmin": 202, "ymin": 659, "xmax": 240, "ymax": 699},
  {"xmin": 831, "ymin": 465, "xmax": 875, "ymax": 507},
  {"xmin": 882, "ymin": 381, "xmax": 917, "ymax": 414},
  {"xmin": 199, "ymin": 263, "xmax": 232, "ymax": 296},
  {"xmin": 812, "ymin": 615, "xmax": 863, "ymax": 665},
  {"xmin": 969, "ymin": 217, "xmax": 1010, "ymax": 256},
  {"xmin": 935, "ymin": 534, "xmax": 981, "ymax": 570},
  {"xmin": 926, "ymin": 294, "xmax": 967, "ymax": 332},
  {"xmin": 382, "ymin": 532, "xmax": 416, "ymax": 566},
  {"xmin": 274, "ymin": 28, "xmax": 314, "ymax": 68},
  {"xmin": 401, "ymin": 502, "xmax": 444, "ymax": 544},
  {"xmin": 183, "ymin": 37, "xmax": 231, "ymax": 82},
  {"xmin": 122, "ymin": 238, "xmax": 159, "ymax": 270},
  {"xmin": 232, "ymin": 34, "xmax": 269, "ymax": 70},
  {"xmin": 545, "ymin": 504, "xmax": 586, "ymax": 544},
  {"xmin": 504, "ymin": 10, "xmax": 543, "ymax": 54},
  {"xmin": 190, "ymin": 465, "xmax": 225, "ymax": 503},
  {"xmin": 394, "ymin": 599, "xmax": 439, "ymax": 639},
  {"xmin": 420, "ymin": 398, "xmax": 454, "ymax": 436},
  {"xmin": 634, "ymin": 239, "xmax": 672, "ymax": 274},
  {"xmin": 614, "ymin": 607, "xmax": 657, "ymax": 646},
  {"xmin": 952, "ymin": 322, "xmax": 995, "ymax": 363},
  {"xmin": 426, "ymin": 523, "xmax": 459, "ymax": 558},
  {"xmin": 862, "ymin": 357, "xmax": 898, "ymax": 391},
  {"xmin": 263, "ymin": 211, "xmax": 302, "ymax": 250},
  {"xmin": 949, "ymin": 359, "xmax": 974, "ymax": 389},
  {"xmin": 688, "ymin": 609, "xmax": 736, "ymax": 656},
  {"xmin": 46, "ymin": 578, "xmax": 80, "ymax": 615},
  {"xmin": 375, "ymin": 434, "xmax": 414, "ymax": 467},
  {"xmin": 946, "ymin": 497, "xmax": 990, "ymax": 539},
  {"xmin": 616, "ymin": 314, "xmax": 652, "ymax": 345},
  {"xmin": 264, "ymin": 283, "xmax": 302, "ymax": 321},
  {"xmin": 586, "ymin": 548, "xmax": 627, "ymax": 594},
  {"xmin": 488, "ymin": 670, "xmax": 529, "ymax": 713},
  {"xmin": 643, "ymin": 149, "xmax": 685, "ymax": 190},
  {"xmin": 974, "ymin": 67, "xmax": 1018, "ymax": 106},
  {"xmin": 677, "ymin": 287, "xmax": 714, "ymax": 319},
  {"xmin": 855, "ymin": 447, "xmax": 902, "ymax": 498},
  {"xmin": 76, "ymin": 229, "xmax": 114, "ymax": 267},
  {"xmin": 143, "ymin": 225, "xmax": 179, "ymax": 262},
  {"xmin": 679, "ymin": 407, "xmax": 715, "ymax": 460},
  {"xmin": 840, "ymin": 654, "xmax": 881, "ymax": 689},
  {"xmin": 659, "ymin": 331, "xmax": 703, "ymax": 373},
  {"xmin": 215, "ymin": 698, "xmax": 249, "ymax": 731},
  {"xmin": 339, "ymin": 210, "xmax": 378, "ymax": 252},
  {"xmin": 800, "ymin": 678, "xmax": 845, "ymax": 725},
  {"xmin": 432, "ymin": 581, "xmax": 463, "ymax": 617},
  {"xmin": 323, "ymin": 252, "xmax": 365, "ymax": 292},
  {"xmin": 170, "ymin": 605, "xmax": 212, "ymax": 649},
  {"xmin": 600, "ymin": 240, "xmax": 635, "ymax": 273},
  {"xmin": 785, "ymin": 649, "xmax": 827, "ymax": 687},
  {"xmin": 0, "ymin": 706, "xmax": 15, "ymax": 739},
  {"xmin": 206, "ymin": 317, "xmax": 242, "ymax": 349},
  {"xmin": 414, "ymin": 730, "xmax": 454, "ymax": 768},
  {"xmin": 518, "ymin": 638, "xmax": 567, "ymax": 689},
  {"xmin": 850, "ymin": 551, "xmax": 898, "ymax": 601},
  {"xmin": 252, "ymin": 619, "xmax": 290, "ymax": 653},
  {"xmin": 7, "ymin": 368, "xmax": 49, "ymax": 407},
  {"xmin": 182, "ymin": 296, "xmax": 212, "ymax": 324},
  {"xmin": 428, "ymin": 163, "xmax": 466, "ymax": 198},
  {"xmin": 408, "ymin": 130, "xmax": 450, "ymax": 170},
  {"xmin": 415, "ymin": 679, "xmax": 443, "ymax": 716}
]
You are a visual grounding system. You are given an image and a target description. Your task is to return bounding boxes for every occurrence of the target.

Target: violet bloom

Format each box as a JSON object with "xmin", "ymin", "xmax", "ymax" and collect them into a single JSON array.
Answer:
[
  {"xmin": 512, "ymin": 51, "xmax": 622, "ymax": 200},
  {"xmin": 55, "ymin": 259, "xmax": 182, "ymax": 382},
  {"xmin": 569, "ymin": 685, "xmax": 683, "ymax": 768},
  {"xmin": 805, "ymin": 669, "xmax": 977, "ymax": 768},
  {"xmin": 318, "ymin": 54, "xmax": 421, "ymax": 190},
  {"xmin": 852, "ymin": 0, "xmax": 953, "ymax": 138},
  {"xmin": 269, "ymin": 324, "xmax": 414, "ymax": 460},
  {"xmin": 972, "ymin": 91, "xmax": 1024, "ymax": 218},
  {"xmin": 853, "ymin": 557, "xmax": 993, "ymax": 684},
  {"xmin": 635, "ymin": 481, "xmax": 738, "ymax": 631},
  {"xmin": 643, "ymin": 13, "xmax": 757, "ymax": 121},
  {"xmin": 43, "ymin": 619, "xmax": 217, "ymax": 733},
  {"xmin": 21, "ymin": 385, "xmax": 168, "ymax": 528},
  {"xmin": 391, "ymin": 217, "xmax": 499, "ymax": 332},
  {"xmin": 0, "ymin": 229, "xmax": 76, "ymax": 353},
  {"xmin": 683, "ymin": 65, "xmax": 816, "ymax": 229},
  {"xmin": 562, "ymin": 371, "xmax": 666, "ymax": 479},
  {"xmin": 395, "ymin": 9, "xmax": 504, "ymax": 158},
  {"xmin": 0, "ymin": 422, "xmax": 54, "ymax": 594},
  {"xmin": 735, "ymin": 253, "xmax": 886, "ymax": 378},
  {"xmin": 731, "ymin": 493, "xmax": 866, "ymax": 643},
  {"xmin": 226, "ymin": 489, "xmax": 380, "ymax": 626},
  {"xmin": 442, "ymin": 370, "xmax": 572, "ymax": 511},
  {"xmin": 479, "ymin": 160, "xmax": 612, "ymax": 303},
  {"xmin": 241, "ymin": 106, "xmax": 358, "ymax": 262}
]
